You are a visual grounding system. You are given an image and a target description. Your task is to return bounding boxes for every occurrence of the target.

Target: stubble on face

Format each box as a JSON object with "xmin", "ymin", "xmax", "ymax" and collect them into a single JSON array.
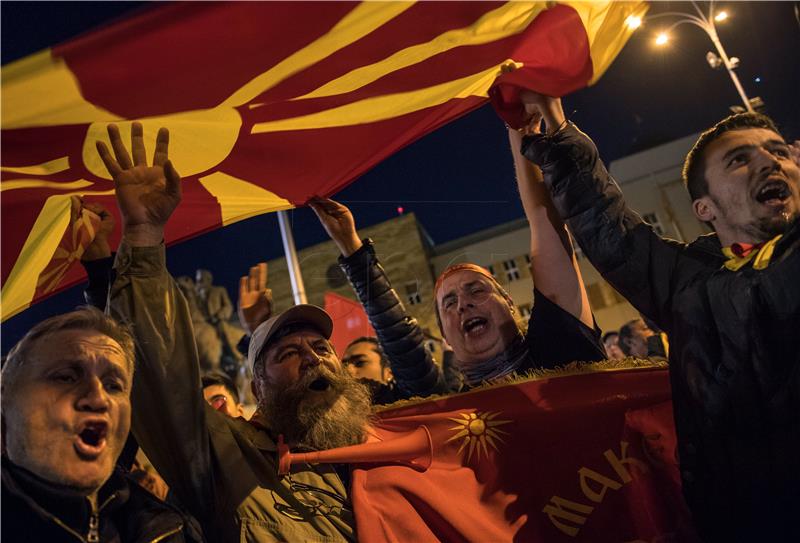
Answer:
[{"xmin": 703, "ymin": 128, "xmax": 800, "ymax": 244}]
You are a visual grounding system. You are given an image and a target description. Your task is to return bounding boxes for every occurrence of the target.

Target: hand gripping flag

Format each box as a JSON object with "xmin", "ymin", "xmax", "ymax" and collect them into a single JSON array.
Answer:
[
  {"xmin": 1, "ymin": 1, "xmax": 646, "ymax": 320},
  {"xmin": 278, "ymin": 363, "xmax": 699, "ymax": 542}
]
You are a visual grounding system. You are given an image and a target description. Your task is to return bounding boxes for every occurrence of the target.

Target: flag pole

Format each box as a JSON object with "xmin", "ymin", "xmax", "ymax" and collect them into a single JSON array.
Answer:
[{"xmin": 277, "ymin": 210, "xmax": 308, "ymax": 305}]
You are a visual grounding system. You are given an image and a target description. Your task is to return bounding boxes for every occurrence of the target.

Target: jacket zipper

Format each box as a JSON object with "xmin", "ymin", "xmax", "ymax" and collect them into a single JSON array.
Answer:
[
  {"xmin": 87, "ymin": 492, "xmax": 117, "ymax": 542},
  {"xmin": 149, "ymin": 522, "xmax": 184, "ymax": 543}
]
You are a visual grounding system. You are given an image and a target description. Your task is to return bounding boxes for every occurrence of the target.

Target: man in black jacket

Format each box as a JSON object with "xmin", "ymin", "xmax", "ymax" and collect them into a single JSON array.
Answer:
[
  {"xmin": 310, "ymin": 197, "xmax": 448, "ymax": 403},
  {"xmin": 1, "ymin": 307, "xmax": 201, "ymax": 542},
  {"xmin": 518, "ymin": 91, "xmax": 799, "ymax": 541}
]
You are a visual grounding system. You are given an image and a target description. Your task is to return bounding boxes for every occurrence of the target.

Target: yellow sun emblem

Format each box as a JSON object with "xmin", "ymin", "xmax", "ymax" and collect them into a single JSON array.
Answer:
[{"xmin": 445, "ymin": 411, "xmax": 512, "ymax": 463}]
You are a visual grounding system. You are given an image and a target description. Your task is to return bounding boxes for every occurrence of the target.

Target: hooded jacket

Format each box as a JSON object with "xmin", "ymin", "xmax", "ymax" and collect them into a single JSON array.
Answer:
[{"xmin": 521, "ymin": 123, "xmax": 800, "ymax": 541}]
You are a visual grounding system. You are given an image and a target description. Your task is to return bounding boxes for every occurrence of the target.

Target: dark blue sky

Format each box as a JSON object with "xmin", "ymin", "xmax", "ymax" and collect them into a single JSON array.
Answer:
[{"xmin": 2, "ymin": 1, "xmax": 798, "ymax": 351}]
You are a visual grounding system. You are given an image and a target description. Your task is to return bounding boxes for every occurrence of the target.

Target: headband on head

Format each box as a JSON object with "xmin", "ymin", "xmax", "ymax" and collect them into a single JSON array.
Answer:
[{"xmin": 434, "ymin": 263, "xmax": 500, "ymax": 300}]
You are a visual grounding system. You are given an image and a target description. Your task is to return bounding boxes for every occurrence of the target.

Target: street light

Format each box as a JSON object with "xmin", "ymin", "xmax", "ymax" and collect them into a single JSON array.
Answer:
[{"xmin": 635, "ymin": 1, "xmax": 754, "ymax": 112}]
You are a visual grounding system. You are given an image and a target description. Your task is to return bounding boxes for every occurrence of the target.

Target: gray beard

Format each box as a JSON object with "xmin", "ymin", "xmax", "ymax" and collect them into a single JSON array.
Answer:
[{"xmin": 260, "ymin": 366, "xmax": 373, "ymax": 451}]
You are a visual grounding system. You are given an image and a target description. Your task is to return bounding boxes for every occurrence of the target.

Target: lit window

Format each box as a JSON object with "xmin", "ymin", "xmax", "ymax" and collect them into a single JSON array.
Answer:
[
  {"xmin": 503, "ymin": 259, "xmax": 520, "ymax": 282},
  {"xmin": 405, "ymin": 281, "xmax": 422, "ymax": 305}
]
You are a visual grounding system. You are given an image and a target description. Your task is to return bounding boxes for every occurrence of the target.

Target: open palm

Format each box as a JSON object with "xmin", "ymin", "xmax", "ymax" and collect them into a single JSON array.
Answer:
[{"xmin": 96, "ymin": 122, "xmax": 181, "ymax": 234}]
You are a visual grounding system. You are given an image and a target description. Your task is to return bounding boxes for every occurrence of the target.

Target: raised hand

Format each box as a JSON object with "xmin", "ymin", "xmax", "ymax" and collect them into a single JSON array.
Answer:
[
  {"xmin": 81, "ymin": 201, "xmax": 116, "ymax": 261},
  {"xmin": 238, "ymin": 262, "xmax": 273, "ymax": 334},
  {"xmin": 308, "ymin": 197, "xmax": 363, "ymax": 257},
  {"xmin": 96, "ymin": 122, "xmax": 181, "ymax": 246},
  {"xmin": 518, "ymin": 90, "xmax": 566, "ymax": 135}
]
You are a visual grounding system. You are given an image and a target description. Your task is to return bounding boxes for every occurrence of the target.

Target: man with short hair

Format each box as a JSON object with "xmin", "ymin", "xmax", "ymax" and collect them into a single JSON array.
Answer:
[
  {"xmin": 201, "ymin": 371, "xmax": 245, "ymax": 418},
  {"xmin": 99, "ymin": 122, "xmax": 362, "ymax": 541},
  {"xmin": 617, "ymin": 318, "xmax": 658, "ymax": 359},
  {"xmin": 341, "ymin": 336, "xmax": 404, "ymax": 404},
  {"xmin": 519, "ymin": 92, "xmax": 800, "ymax": 540},
  {"xmin": 1, "ymin": 307, "xmax": 200, "ymax": 542},
  {"xmin": 342, "ymin": 337, "xmax": 392, "ymax": 385},
  {"xmin": 601, "ymin": 331, "xmax": 625, "ymax": 360}
]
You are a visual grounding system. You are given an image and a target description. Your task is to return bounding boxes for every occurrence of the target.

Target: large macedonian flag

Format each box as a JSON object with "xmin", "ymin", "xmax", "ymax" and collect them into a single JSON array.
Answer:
[
  {"xmin": 1, "ymin": 1, "xmax": 646, "ymax": 320},
  {"xmin": 278, "ymin": 363, "xmax": 698, "ymax": 542}
]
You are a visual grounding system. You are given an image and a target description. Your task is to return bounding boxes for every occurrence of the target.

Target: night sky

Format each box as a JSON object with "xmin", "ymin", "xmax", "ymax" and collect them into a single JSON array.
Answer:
[{"xmin": 2, "ymin": 1, "xmax": 799, "ymax": 351}]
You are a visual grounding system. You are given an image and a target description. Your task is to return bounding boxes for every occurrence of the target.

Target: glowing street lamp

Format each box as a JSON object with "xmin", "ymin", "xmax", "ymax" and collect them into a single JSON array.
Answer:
[{"xmin": 634, "ymin": 1, "xmax": 754, "ymax": 112}]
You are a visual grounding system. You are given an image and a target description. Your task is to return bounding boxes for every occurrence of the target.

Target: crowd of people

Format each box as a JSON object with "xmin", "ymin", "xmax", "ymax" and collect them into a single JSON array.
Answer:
[{"xmin": 2, "ymin": 88, "xmax": 799, "ymax": 542}]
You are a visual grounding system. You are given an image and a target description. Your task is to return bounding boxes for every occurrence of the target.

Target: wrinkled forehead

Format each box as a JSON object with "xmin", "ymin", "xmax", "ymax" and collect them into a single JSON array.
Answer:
[
  {"xmin": 437, "ymin": 270, "xmax": 495, "ymax": 302},
  {"xmin": 266, "ymin": 327, "xmax": 327, "ymax": 355},
  {"xmin": 29, "ymin": 329, "xmax": 130, "ymax": 373}
]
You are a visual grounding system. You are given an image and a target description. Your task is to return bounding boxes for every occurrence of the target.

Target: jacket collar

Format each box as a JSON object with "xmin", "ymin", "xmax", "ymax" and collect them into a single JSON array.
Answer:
[{"xmin": 2, "ymin": 457, "xmax": 127, "ymax": 538}]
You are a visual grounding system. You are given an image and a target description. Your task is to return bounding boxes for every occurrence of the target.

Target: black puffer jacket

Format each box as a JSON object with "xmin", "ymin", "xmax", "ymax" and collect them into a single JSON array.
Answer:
[
  {"xmin": 522, "ymin": 124, "xmax": 800, "ymax": 542},
  {"xmin": 339, "ymin": 239, "xmax": 447, "ymax": 402},
  {"xmin": 2, "ymin": 460, "xmax": 203, "ymax": 543}
]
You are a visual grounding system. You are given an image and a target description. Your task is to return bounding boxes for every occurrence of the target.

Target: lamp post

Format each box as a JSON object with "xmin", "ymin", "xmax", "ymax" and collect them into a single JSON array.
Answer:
[{"xmin": 625, "ymin": 1, "xmax": 754, "ymax": 112}]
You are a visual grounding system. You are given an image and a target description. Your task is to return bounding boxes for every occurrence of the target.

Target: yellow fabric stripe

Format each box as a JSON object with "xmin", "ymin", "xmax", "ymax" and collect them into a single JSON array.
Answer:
[
  {"xmin": 251, "ymin": 62, "xmax": 503, "ymax": 134},
  {"xmin": 1, "ymin": 195, "xmax": 72, "ymax": 321},
  {"xmin": 722, "ymin": 235, "xmax": 783, "ymax": 271},
  {"xmin": 293, "ymin": 2, "xmax": 546, "ymax": 101},
  {"xmin": 198, "ymin": 171, "xmax": 294, "ymax": 226},
  {"xmin": 223, "ymin": 2, "xmax": 415, "ymax": 108},
  {"xmin": 1, "ymin": 50, "xmax": 122, "ymax": 129},
  {"xmin": 564, "ymin": 1, "xmax": 648, "ymax": 85},
  {"xmin": 2, "ymin": 187, "xmax": 114, "ymax": 321},
  {"xmin": 1, "ymin": 156, "xmax": 70, "ymax": 175},
  {"xmin": 1, "ymin": 179, "xmax": 94, "ymax": 192}
]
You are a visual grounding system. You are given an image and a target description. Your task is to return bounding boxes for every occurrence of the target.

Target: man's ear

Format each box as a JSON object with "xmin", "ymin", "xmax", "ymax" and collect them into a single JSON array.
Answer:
[{"xmin": 692, "ymin": 196, "xmax": 717, "ymax": 223}]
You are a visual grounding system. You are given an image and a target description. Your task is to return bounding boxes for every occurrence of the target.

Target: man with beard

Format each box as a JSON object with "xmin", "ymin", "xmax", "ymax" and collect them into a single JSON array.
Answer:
[
  {"xmin": 518, "ymin": 92, "xmax": 800, "ymax": 541},
  {"xmin": 99, "ymin": 122, "xmax": 366, "ymax": 541},
  {"xmin": 1, "ymin": 307, "xmax": 201, "ymax": 542}
]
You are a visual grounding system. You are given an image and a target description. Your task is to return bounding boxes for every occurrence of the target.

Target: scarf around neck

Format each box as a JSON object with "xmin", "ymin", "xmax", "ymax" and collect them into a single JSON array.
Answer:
[{"xmin": 459, "ymin": 334, "xmax": 530, "ymax": 387}]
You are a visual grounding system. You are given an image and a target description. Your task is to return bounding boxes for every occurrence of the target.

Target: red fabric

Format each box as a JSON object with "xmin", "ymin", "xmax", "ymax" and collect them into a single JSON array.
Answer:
[
  {"xmin": 324, "ymin": 292, "xmax": 376, "ymax": 355},
  {"xmin": 281, "ymin": 368, "xmax": 698, "ymax": 541},
  {"xmin": 2, "ymin": 2, "xmax": 596, "ymax": 310},
  {"xmin": 33, "ymin": 197, "xmax": 101, "ymax": 300}
]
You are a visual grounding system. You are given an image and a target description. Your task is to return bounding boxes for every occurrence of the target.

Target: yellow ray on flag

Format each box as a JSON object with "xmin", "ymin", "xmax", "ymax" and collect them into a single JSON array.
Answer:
[
  {"xmin": 198, "ymin": 171, "xmax": 294, "ymax": 226},
  {"xmin": 2, "ymin": 51, "xmax": 123, "ymax": 129},
  {"xmin": 293, "ymin": 2, "xmax": 547, "ymax": 101},
  {"xmin": 251, "ymin": 62, "xmax": 505, "ymax": 134},
  {"xmin": 223, "ymin": 2, "xmax": 416, "ymax": 109}
]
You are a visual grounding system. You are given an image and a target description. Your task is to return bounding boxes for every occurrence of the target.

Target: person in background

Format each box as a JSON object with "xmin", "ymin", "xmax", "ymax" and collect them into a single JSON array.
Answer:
[
  {"xmin": 601, "ymin": 331, "xmax": 625, "ymax": 360},
  {"xmin": 201, "ymin": 371, "xmax": 246, "ymax": 418},
  {"xmin": 617, "ymin": 318, "xmax": 667, "ymax": 360}
]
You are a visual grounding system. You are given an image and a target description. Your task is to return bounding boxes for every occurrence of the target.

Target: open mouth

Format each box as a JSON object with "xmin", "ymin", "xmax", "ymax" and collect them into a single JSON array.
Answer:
[
  {"xmin": 755, "ymin": 180, "xmax": 791, "ymax": 205},
  {"xmin": 75, "ymin": 421, "xmax": 108, "ymax": 458},
  {"xmin": 462, "ymin": 317, "xmax": 488, "ymax": 335},
  {"xmin": 308, "ymin": 377, "xmax": 331, "ymax": 392}
]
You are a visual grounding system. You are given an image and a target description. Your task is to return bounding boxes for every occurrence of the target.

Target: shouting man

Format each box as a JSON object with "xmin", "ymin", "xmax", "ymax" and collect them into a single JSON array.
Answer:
[
  {"xmin": 99, "ymin": 122, "xmax": 367, "ymax": 541},
  {"xmin": 519, "ymin": 92, "xmax": 800, "ymax": 541}
]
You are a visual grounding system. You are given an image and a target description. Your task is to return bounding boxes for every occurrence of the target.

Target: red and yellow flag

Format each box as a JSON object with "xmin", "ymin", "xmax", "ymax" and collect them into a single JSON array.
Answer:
[
  {"xmin": 279, "ymin": 365, "xmax": 697, "ymax": 542},
  {"xmin": 1, "ymin": 1, "xmax": 646, "ymax": 320}
]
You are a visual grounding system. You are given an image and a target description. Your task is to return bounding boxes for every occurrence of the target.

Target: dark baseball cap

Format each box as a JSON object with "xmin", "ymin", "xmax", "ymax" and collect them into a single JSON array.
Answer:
[{"xmin": 247, "ymin": 304, "xmax": 333, "ymax": 372}]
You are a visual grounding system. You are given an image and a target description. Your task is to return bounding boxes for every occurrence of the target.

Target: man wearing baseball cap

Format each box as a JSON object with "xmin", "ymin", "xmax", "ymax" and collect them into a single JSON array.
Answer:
[{"xmin": 101, "ymin": 122, "xmax": 363, "ymax": 542}]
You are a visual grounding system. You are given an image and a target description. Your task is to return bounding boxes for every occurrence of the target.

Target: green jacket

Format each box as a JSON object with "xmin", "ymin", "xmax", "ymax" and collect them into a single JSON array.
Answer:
[{"xmin": 110, "ymin": 242, "xmax": 355, "ymax": 542}]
